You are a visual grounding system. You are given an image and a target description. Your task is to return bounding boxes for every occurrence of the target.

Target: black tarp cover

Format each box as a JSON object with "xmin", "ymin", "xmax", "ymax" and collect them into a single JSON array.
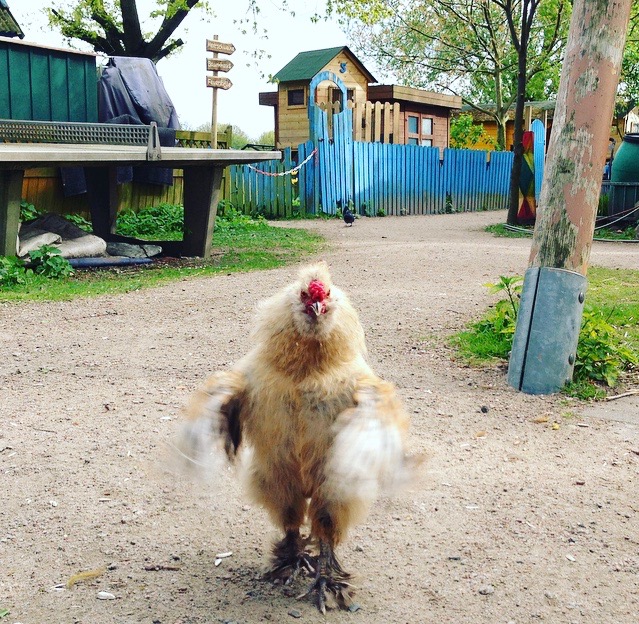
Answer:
[
  {"xmin": 61, "ymin": 56, "xmax": 181, "ymax": 195},
  {"xmin": 99, "ymin": 57, "xmax": 180, "ymax": 187},
  {"xmin": 99, "ymin": 56, "xmax": 180, "ymax": 129}
]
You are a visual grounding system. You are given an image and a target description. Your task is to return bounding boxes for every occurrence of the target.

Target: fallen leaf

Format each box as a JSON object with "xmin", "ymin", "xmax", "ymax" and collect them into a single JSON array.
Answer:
[{"xmin": 67, "ymin": 566, "xmax": 106, "ymax": 589}]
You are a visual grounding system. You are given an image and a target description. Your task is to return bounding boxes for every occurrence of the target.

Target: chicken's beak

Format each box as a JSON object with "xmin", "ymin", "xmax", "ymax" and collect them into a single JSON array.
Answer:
[{"xmin": 310, "ymin": 301, "xmax": 323, "ymax": 317}]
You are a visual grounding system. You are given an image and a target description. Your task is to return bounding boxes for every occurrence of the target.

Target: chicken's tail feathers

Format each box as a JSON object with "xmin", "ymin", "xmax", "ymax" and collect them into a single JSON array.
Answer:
[
  {"xmin": 323, "ymin": 381, "xmax": 421, "ymax": 510},
  {"xmin": 169, "ymin": 370, "xmax": 246, "ymax": 477}
]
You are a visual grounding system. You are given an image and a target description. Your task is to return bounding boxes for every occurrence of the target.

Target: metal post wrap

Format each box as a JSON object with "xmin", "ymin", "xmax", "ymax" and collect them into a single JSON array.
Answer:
[{"xmin": 508, "ymin": 267, "xmax": 586, "ymax": 394}]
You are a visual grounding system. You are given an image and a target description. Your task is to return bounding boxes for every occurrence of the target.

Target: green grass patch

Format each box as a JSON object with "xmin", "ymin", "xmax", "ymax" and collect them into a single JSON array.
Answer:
[
  {"xmin": 486, "ymin": 222, "xmax": 638, "ymax": 241},
  {"xmin": 451, "ymin": 267, "xmax": 639, "ymax": 399},
  {"xmin": 485, "ymin": 223, "xmax": 533, "ymax": 238},
  {"xmin": 593, "ymin": 225, "xmax": 638, "ymax": 241},
  {"xmin": 1, "ymin": 205, "xmax": 325, "ymax": 302}
]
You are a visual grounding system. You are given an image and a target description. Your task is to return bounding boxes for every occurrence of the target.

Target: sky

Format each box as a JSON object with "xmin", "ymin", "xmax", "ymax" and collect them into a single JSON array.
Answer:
[{"xmin": 10, "ymin": 0, "xmax": 360, "ymax": 139}]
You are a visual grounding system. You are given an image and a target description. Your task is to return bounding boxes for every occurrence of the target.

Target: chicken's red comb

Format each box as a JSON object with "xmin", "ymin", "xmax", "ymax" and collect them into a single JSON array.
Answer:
[{"xmin": 308, "ymin": 280, "xmax": 327, "ymax": 302}]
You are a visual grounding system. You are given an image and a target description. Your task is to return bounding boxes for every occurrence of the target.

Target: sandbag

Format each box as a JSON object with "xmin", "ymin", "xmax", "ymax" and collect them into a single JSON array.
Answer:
[
  {"xmin": 18, "ymin": 214, "xmax": 107, "ymax": 259},
  {"xmin": 17, "ymin": 225, "xmax": 62, "ymax": 257}
]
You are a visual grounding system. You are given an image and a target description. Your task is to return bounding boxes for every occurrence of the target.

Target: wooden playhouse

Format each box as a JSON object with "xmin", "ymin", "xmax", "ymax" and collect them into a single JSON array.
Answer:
[{"xmin": 259, "ymin": 46, "xmax": 461, "ymax": 150}]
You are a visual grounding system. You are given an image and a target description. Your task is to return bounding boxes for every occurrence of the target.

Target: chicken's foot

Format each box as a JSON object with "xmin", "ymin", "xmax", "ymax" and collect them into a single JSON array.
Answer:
[
  {"xmin": 297, "ymin": 540, "xmax": 356, "ymax": 613},
  {"xmin": 265, "ymin": 529, "xmax": 316, "ymax": 584}
]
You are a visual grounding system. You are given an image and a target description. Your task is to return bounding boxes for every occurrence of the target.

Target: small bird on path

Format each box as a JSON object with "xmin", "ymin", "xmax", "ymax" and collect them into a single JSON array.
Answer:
[{"xmin": 343, "ymin": 207, "xmax": 355, "ymax": 226}]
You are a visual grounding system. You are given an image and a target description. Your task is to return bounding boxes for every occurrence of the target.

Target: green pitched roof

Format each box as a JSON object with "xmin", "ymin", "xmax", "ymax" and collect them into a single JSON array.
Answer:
[
  {"xmin": 0, "ymin": 1, "xmax": 24, "ymax": 39},
  {"xmin": 273, "ymin": 46, "xmax": 376, "ymax": 83}
]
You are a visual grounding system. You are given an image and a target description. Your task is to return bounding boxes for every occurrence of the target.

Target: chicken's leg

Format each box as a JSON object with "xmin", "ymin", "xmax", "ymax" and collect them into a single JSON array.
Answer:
[
  {"xmin": 297, "ymin": 539, "xmax": 355, "ymax": 613},
  {"xmin": 266, "ymin": 529, "xmax": 316, "ymax": 583}
]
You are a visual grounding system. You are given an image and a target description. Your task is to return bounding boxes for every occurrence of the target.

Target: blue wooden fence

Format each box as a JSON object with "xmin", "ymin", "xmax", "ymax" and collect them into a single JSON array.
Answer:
[
  {"xmin": 229, "ymin": 86, "xmax": 518, "ymax": 217},
  {"xmin": 229, "ymin": 142, "xmax": 514, "ymax": 217},
  {"xmin": 531, "ymin": 119, "xmax": 546, "ymax": 203},
  {"xmin": 228, "ymin": 147, "xmax": 298, "ymax": 217}
]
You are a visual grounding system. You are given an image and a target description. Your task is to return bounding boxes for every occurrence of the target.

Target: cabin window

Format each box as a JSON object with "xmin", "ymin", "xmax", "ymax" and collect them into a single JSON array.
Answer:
[
  {"xmin": 406, "ymin": 114, "xmax": 434, "ymax": 146},
  {"xmin": 288, "ymin": 88, "xmax": 305, "ymax": 106},
  {"xmin": 331, "ymin": 88, "xmax": 355, "ymax": 104}
]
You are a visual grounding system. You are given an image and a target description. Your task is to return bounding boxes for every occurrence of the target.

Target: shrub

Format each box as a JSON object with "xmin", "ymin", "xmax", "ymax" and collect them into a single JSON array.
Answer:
[
  {"xmin": 450, "ymin": 114, "xmax": 497, "ymax": 150},
  {"xmin": 28, "ymin": 245, "xmax": 74, "ymax": 279},
  {"xmin": 65, "ymin": 213, "xmax": 93, "ymax": 232},
  {"xmin": 116, "ymin": 203, "xmax": 184, "ymax": 238},
  {"xmin": 574, "ymin": 308, "xmax": 638, "ymax": 386},
  {"xmin": 20, "ymin": 200, "xmax": 41, "ymax": 222},
  {"xmin": 454, "ymin": 274, "xmax": 637, "ymax": 394},
  {"xmin": 0, "ymin": 256, "xmax": 31, "ymax": 286}
]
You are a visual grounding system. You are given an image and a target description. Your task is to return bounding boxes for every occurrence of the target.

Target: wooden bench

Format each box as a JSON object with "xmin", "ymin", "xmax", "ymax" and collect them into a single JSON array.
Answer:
[{"xmin": 0, "ymin": 120, "xmax": 280, "ymax": 258}]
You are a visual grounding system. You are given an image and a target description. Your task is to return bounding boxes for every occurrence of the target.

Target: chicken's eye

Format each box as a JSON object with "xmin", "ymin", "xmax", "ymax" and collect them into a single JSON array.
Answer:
[{"xmin": 300, "ymin": 291, "xmax": 309, "ymax": 301}]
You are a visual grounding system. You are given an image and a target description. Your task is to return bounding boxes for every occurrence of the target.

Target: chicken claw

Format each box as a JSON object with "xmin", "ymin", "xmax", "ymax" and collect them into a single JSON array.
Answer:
[{"xmin": 297, "ymin": 540, "xmax": 356, "ymax": 613}]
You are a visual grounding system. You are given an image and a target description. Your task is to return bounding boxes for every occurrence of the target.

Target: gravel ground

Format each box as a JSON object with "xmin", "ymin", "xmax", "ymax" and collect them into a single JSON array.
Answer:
[{"xmin": 1, "ymin": 210, "xmax": 638, "ymax": 624}]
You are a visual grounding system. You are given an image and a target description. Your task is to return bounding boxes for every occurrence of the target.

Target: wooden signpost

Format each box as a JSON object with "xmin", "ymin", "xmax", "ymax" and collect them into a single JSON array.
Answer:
[{"xmin": 206, "ymin": 36, "xmax": 235, "ymax": 148}]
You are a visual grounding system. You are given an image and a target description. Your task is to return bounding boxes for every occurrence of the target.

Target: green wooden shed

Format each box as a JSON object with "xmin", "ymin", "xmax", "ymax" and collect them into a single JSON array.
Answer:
[{"xmin": 0, "ymin": 36, "xmax": 98, "ymax": 122}]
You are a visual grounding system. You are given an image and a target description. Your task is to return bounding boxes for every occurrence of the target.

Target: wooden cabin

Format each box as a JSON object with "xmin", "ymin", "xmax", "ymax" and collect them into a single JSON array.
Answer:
[
  {"xmin": 458, "ymin": 101, "xmax": 624, "ymax": 153},
  {"xmin": 367, "ymin": 84, "xmax": 460, "ymax": 147},
  {"xmin": 259, "ymin": 46, "xmax": 461, "ymax": 150}
]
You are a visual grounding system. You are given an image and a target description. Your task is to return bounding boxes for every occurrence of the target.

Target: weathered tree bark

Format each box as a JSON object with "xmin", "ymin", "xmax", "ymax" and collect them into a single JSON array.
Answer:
[{"xmin": 529, "ymin": 0, "xmax": 632, "ymax": 274}]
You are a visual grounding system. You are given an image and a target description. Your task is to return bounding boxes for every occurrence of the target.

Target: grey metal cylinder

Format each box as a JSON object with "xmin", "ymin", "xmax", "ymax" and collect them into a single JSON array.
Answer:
[{"xmin": 508, "ymin": 266, "xmax": 587, "ymax": 394}]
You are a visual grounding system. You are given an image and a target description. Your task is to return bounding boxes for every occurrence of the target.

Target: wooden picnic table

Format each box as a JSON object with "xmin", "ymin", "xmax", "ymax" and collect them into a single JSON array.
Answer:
[{"xmin": 0, "ymin": 144, "xmax": 281, "ymax": 258}]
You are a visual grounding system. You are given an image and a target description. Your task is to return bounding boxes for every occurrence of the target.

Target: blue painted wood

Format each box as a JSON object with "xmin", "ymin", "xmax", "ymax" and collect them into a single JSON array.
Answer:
[
  {"xmin": 531, "ymin": 119, "xmax": 545, "ymax": 203},
  {"xmin": 229, "ymin": 134, "xmax": 516, "ymax": 217}
]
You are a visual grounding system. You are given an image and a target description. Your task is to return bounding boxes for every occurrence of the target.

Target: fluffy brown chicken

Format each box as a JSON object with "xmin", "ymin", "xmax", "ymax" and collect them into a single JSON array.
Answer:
[{"xmin": 175, "ymin": 261, "xmax": 416, "ymax": 612}]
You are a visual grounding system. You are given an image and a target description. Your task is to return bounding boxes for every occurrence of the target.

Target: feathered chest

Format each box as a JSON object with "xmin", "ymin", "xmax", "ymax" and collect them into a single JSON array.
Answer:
[
  {"xmin": 263, "ymin": 332, "xmax": 353, "ymax": 382},
  {"xmin": 241, "ymin": 364, "xmax": 357, "ymax": 447}
]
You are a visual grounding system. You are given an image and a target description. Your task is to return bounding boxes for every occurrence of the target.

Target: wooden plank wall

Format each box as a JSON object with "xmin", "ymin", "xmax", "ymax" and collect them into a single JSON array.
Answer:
[
  {"xmin": 320, "ymin": 101, "xmax": 402, "ymax": 143},
  {"xmin": 22, "ymin": 167, "xmax": 230, "ymax": 218},
  {"xmin": 351, "ymin": 101, "xmax": 401, "ymax": 144}
]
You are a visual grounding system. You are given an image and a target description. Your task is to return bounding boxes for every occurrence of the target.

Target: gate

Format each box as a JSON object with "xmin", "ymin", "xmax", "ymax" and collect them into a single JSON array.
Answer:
[{"xmin": 308, "ymin": 71, "xmax": 354, "ymax": 213}]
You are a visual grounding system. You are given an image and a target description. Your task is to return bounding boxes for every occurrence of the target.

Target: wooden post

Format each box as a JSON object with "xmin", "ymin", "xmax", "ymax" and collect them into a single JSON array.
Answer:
[
  {"xmin": 206, "ymin": 37, "xmax": 234, "ymax": 150},
  {"xmin": 210, "ymin": 35, "xmax": 219, "ymax": 149},
  {"xmin": 508, "ymin": 0, "xmax": 632, "ymax": 394}
]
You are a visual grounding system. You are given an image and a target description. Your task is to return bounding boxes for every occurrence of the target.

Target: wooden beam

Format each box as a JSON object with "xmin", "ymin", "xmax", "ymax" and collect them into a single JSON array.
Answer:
[{"xmin": 0, "ymin": 169, "xmax": 23, "ymax": 256}]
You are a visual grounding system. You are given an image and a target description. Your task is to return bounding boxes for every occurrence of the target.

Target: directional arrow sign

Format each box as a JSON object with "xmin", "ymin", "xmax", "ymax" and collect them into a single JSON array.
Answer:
[
  {"xmin": 206, "ymin": 76, "xmax": 233, "ymax": 90},
  {"xmin": 206, "ymin": 39, "xmax": 236, "ymax": 55},
  {"xmin": 206, "ymin": 58, "xmax": 234, "ymax": 72}
]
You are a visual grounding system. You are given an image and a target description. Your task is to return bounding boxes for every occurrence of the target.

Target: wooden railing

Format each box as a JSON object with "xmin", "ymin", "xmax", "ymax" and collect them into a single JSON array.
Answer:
[
  {"xmin": 175, "ymin": 127, "xmax": 233, "ymax": 149},
  {"xmin": 318, "ymin": 101, "xmax": 402, "ymax": 144}
]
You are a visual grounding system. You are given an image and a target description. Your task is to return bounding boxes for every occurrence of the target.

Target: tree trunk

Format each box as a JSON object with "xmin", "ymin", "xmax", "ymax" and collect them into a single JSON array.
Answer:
[
  {"xmin": 508, "ymin": 0, "xmax": 632, "ymax": 395},
  {"xmin": 495, "ymin": 116, "xmax": 507, "ymax": 151},
  {"xmin": 506, "ymin": 18, "xmax": 530, "ymax": 225},
  {"xmin": 529, "ymin": 0, "xmax": 632, "ymax": 274}
]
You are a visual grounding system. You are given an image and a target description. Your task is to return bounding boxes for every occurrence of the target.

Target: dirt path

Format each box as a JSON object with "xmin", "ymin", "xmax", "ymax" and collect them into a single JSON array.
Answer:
[{"xmin": 1, "ymin": 211, "xmax": 637, "ymax": 624}]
